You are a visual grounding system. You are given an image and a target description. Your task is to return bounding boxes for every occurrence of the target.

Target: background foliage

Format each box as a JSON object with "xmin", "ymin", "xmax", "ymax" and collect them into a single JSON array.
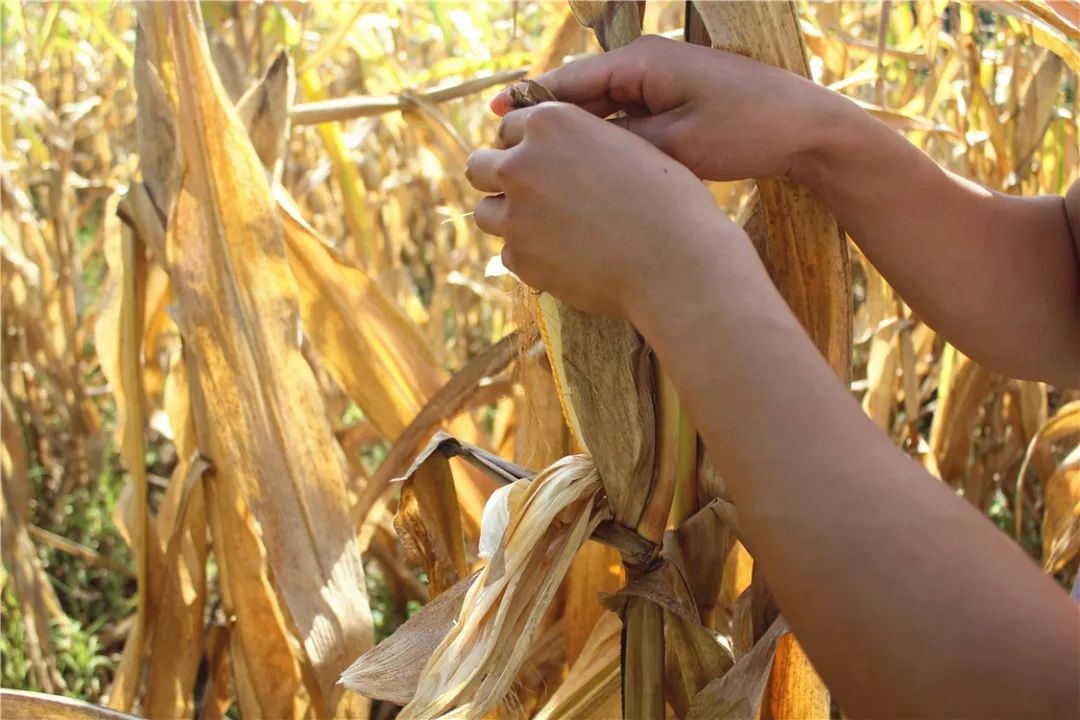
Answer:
[{"xmin": 1, "ymin": 1, "xmax": 1077, "ymax": 717}]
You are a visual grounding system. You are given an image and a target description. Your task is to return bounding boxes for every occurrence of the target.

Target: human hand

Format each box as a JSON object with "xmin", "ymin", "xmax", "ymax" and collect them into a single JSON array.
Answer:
[
  {"xmin": 490, "ymin": 35, "xmax": 848, "ymax": 181},
  {"xmin": 465, "ymin": 101, "xmax": 737, "ymax": 320}
]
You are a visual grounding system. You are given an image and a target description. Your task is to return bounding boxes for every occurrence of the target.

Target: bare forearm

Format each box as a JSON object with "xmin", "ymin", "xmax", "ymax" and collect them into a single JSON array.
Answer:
[
  {"xmin": 792, "ymin": 99, "xmax": 1080, "ymax": 386},
  {"xmin": 630, "ymin": 223, "xmax": 1080, "ymax": 718}
]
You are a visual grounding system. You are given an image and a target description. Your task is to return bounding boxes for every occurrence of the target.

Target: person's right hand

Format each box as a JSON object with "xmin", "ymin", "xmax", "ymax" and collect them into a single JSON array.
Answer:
[{"xmin": 491, "ymin": 35, "xmax": 851, "ymax": 182}]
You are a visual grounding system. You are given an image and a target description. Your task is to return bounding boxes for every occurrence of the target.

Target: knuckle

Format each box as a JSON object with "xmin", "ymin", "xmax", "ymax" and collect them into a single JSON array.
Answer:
[
  {"xmin": 495, "ymin": 152, "xmax": 525, "ymax": 184},
  {"xmin": 633, "ymin": 34, "xmax": 662, "ymax": 50},
  {"xmin": 632, "ymin": 33, "xmax": 668, "ymax": 57},
  {"xmin": 525, "ymin": 103, "xmax": 564, "ymax": 133}
]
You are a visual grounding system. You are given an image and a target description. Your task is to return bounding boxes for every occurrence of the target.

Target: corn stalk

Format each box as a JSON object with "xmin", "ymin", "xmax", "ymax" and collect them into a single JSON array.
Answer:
[{"xmin": 537, "ymin": 1, "xmax": 851, "ymax": 717}]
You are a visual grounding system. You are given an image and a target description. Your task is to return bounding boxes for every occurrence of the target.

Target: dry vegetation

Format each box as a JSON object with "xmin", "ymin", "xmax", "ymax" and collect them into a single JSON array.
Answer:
[{"xmin": 1, "ymin": 1, "xmax": 1078, "ymax": 719}]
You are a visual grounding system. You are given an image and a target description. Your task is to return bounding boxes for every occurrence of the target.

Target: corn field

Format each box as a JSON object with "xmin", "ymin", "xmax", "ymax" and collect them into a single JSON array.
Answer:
[{"xmin": 1, "ymin": 1, "xmax": 1077, "ymax": 718}]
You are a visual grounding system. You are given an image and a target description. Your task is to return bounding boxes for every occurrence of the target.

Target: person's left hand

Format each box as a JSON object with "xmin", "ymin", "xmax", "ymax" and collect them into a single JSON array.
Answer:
[{"xmin": 465, "ymin": 101, "xmax": 735, "ymax": 320}]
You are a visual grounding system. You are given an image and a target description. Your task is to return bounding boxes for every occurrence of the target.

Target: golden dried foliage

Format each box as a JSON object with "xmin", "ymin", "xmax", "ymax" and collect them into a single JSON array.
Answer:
[{"xmin": 1, "ymin": 1, "xmax": 1077, "ymax": 718}]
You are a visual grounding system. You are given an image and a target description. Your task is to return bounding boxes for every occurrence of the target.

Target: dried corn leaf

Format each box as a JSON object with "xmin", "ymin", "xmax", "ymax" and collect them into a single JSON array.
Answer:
[
  {"xmin": 165, "ymin": 3, "xmax": 371, "ymax": 714},
  {"xmin": 0, "ymin": 690, "xmax": 141, "ymax": 720},
  {"xmin": 568, "ymin": 1, "xmax": 645, "ymax": 51},
  {"xmin": 395, "ymin": 453, "xmax": 468, "ymax": 597},
  {"xmin": 341, "ymin": 574, "xmax": 477, "ymax": 705},
  {"xmin": 236, "ymin": 50, "xmax": 294, "ymax": 180},
  {"xmin": 763, "ymin": 634, "xmax": 829, "ymax": 719},
  {"xmin": 686, "ymin": 618, "xmax": 789, "ymax": 720},
  {"xmin": 534, "ymin": 611, "xmax": 622, "ymax": 720},
  {"xmin": 132, "ymin": 9, "xmax": 177, "ymax": 219},
  {"xmin": 352, "ymin": 332, "xmax": 519, "ymax": 531},
  {"xmin": 562, "ymin": 540, "xmax": 624, "ymax": 666},
  {"xmin": 403, "ymin": 455, "xmax": 606, "ymax": 719}
]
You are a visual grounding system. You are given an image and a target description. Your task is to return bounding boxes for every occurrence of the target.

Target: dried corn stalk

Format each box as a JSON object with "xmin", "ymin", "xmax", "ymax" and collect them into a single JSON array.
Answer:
[
  {"xmin": 681, "ymin": 4, "xmax": 851, "ymax": 715},
  {"xmin": 354, "ymin": 3, "xmax": 852, "ymax": 718}
]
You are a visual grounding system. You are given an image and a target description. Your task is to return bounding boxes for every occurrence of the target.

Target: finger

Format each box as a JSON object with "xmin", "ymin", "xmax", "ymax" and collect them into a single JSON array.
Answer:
[
  {"xmin": 500, "ymin": 243, "xmax": 520, "ymax": 276},
  {"xmin": 489, "ymin": 92, "xmax": 516, "ymax": 117},
  {"xmin": 491, "ymin": 41, "xmax": 652, "ymax": 118},
  {"xmin": 608, "ymin": 112, "xmax": 681, "ymax": 160},
  {"xmin": 491, "ymin": 85, "xmax": 620, "ymax": 119},
  {"xmin": 465, "ymin": 149, "xmax": 508, "ymax": 193},
  {"xmin": 474, "ymin": 195, "xmax": 510, "ymax": 237},
  {"xmin": 496, "ymin": 107, "xmax": 542, "ymax": 149}
]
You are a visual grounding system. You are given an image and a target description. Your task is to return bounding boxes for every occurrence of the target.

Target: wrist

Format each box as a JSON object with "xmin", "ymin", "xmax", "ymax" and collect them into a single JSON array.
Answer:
[
  {"xmin": 787, "ymin": 88, "xmax": 867, "ymax": 190},
  {"xmin": 624, "ymin": 207, "xmax": 758, "ymax": 341}
]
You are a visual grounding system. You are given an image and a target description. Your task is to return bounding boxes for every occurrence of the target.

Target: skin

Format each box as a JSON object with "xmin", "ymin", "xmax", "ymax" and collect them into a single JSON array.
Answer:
[{"xmin": 465, "ymin": 35, "xmax": 1080, "ymax": 720}]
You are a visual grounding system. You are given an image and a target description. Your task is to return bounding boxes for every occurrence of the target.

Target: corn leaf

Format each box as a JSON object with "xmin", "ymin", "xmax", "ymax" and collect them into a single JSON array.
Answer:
[{"xmin": 164, "ymin": 3, "xmax": 372, "ymax": 714}]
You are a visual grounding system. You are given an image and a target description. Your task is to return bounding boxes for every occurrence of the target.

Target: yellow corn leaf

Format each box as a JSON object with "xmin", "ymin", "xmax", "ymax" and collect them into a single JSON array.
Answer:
[
  {"xmin": 143, "ymin": 356, "xmax": 208, "ymax": 719},
  {"xmin": 354, "ymin": 333, "xmax": 519, "ymax": 536},
  {"xmin": 199, "ymin": 623, "xmax": 234, "ymax": 720},
  {"xmin": 863, "ymin": 318, "xmax": 901, "ymax": 430},
  {"xmin": 1013, "ymin": 50, "xmax": 1063, "ymax": 173},
  {"xmin": 143, "ymin": 456, "xmax": 208, "ymax": 718},
  {"xmin": 94, "ymin": 194, "xmax": 149, "ymax": 713},
  {"xmin": 1016, "ymin": 401, "xmax": 1080, "ymax": 541},
  {"xmin": 1043, "ymin": 446, "xmax": 1080, "ymax": 572},
  {"xmin": 928, "ymin": 345, "xmax": 997, "ymax": 486},
  {"xmin": 165, "ymin": 3, "xmax": 371, "ymax": 715},
  {"xmin": 690, "ymin": 0, "xmax": 852, "ymax": 382},
  {"xmin": 298, "ymin": 70, "xmax": 376, "ymax": 270},
  {"xmin": 275, "ymin": 188, "xmax": 440, "ymax": 438},
  {"xmin": 277, "ymin": 189, "xmax": 496, "ymax": 528}
]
